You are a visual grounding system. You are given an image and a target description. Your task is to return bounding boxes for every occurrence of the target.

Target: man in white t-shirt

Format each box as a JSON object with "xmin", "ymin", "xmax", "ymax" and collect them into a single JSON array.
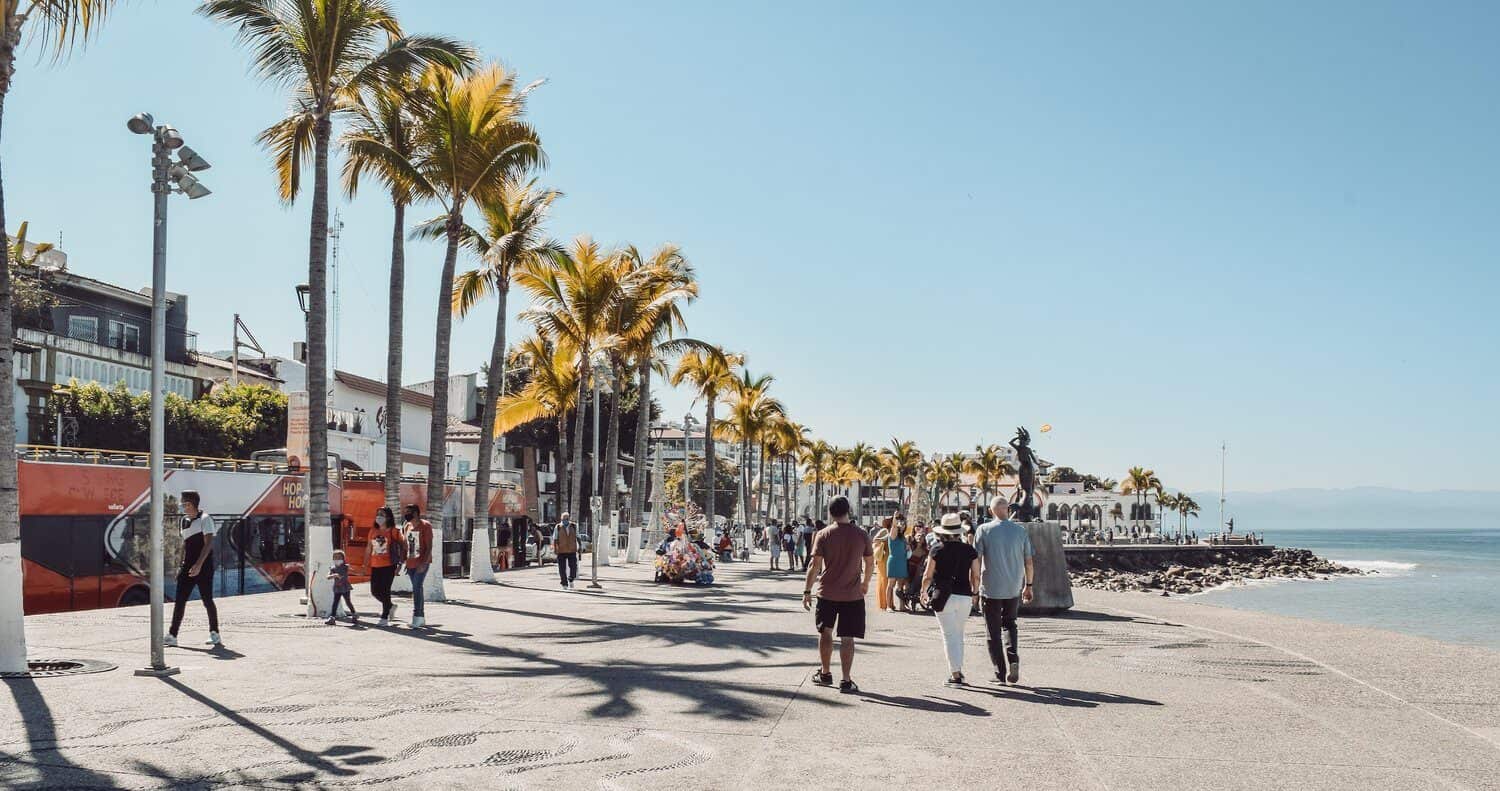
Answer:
[{"xmin": 166, "ymin": 490, "xmax": 221, "ymax": 647}]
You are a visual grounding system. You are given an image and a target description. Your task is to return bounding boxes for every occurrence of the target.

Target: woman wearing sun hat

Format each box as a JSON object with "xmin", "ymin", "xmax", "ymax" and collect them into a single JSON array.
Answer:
[{"xmin": 920, "ymin": 512, "xmax": 981, "ymax": 686}]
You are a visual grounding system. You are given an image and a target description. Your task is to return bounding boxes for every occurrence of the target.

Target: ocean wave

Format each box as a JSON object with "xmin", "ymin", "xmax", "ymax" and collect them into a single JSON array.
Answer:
[{"xmin": 1331, "ymin": 559, "xmax": 1418, "ymax": 573}]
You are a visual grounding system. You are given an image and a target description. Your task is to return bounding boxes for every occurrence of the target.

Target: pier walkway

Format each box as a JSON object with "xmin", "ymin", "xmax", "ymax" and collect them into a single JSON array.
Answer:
[{"xmin": 3, "ymin": 556, "xmax": 1497, "ymax": 789}]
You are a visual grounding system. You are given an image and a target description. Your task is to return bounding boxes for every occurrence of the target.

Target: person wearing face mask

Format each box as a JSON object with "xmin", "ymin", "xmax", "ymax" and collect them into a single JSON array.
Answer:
[
  {"xmin": 368, "ymin": 507, "xmax": 401, "ymax": 626},
  {"xmin": 402, "ymin": 503, "xmax": 434, "ymax": 628}
]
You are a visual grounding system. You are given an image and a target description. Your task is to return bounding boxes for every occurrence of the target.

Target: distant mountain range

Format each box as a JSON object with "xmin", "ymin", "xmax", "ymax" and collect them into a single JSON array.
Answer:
[{"xmin": 1181, "ymin": 488, "xmax": 1500, "ymax": 528}]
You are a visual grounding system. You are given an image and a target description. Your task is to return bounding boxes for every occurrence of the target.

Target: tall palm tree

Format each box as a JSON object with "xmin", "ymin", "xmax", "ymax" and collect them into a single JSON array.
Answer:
[
  {"xmin": 441, "ymin": 180, "xmax": 561, "ymax": 520},
  {"xmin": 601, "ymin": 249, "xmax": 703, "ymax": 536},
  {"xmin": 670, "ymin": 346, "xmax": 739, "ymax": 524},
  {"xmin": 718, "ymin": 370, "xmax": 780, "ymax": 534},
  {"xmin": 883, "ymin": 438, "xmax": 924, "ymax": 517},
  {"xmin": 0, "ymin": 0, "xmax": 121, "ymax": 674},
  {"xmin": 517, "ymin": 237, "xmax": 621, "ymax": 520},
  {"xmin": 799, "ymin": 439, "xmax": 835, "ymax": 519},
  {"xmin": 1176, "ymin": 494, "xmax": 1201, "ymax": 537},
  {"xmin": 203, "ymin": 0, "xmax": 472, "ymax": 612},
  {"xmin": 341, "ymin": 73, "xmax": 422, "ymax": 509},
  {"xmin": 769, "ymin": 419, "xmax": 806, "ymax": 523},
  {"xmin": 493, "ymin": 334, "xmax": 579, "ymax": 514},
  {"xmin": 1122, "ymin": 466, "xmax": 1163, "ymax": 534},
  {"xmin": 842, "ymin": 442, "xmax": 875, "ymax": 523},
  {"xmin": 965, "ymin": 443, "xmax": 1013, "ymax": 512},
  {"xmin": 616, "ymin": 245, "xmax": 701, "ymax": 532},
  {"xmin": 1155, "ymin": 491, "xmax": 1179, "ymax": 539},
  {"xmin": 396, "ymin": 63, "xmax": 543, "ymax": 522}
]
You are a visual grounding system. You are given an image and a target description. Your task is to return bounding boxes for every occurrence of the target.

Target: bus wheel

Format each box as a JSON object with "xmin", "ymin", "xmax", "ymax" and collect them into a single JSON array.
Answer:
[
  {"xmin": 117, "ymin": 587, "xmax": 150, "ymax": 607},
  {"xmin": 282, "ymin": 574, "xmax": 305, "ymax": 592}
]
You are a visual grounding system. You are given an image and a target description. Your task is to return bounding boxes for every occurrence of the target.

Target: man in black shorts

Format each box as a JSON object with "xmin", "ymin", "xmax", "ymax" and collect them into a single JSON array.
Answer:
[{"xmin": 802, "ymin": 496, "xmax": 873, "ymax": 693}]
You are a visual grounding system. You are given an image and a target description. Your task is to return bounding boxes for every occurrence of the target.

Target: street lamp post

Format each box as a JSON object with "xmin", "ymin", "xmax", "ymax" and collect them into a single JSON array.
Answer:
[
  {"xmin": 681, "ymin": 412, "xmax": 698, "ymax": 520},
  {"xmin": 128, "ymin": 113, "xmax": 210, "ymax": 678}
]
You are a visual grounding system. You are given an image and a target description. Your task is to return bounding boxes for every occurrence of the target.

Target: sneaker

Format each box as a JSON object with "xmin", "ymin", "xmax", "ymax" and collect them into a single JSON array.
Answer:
[
  {"xmin": 944, "ymin": 676, "xmax": 962, "ymax": 687},
  {"xmin": 376, "ymin": 618, "xmax": 389, "ymax": 627},
  {"xmin": 410, "ymin": 616, "xmax": 426, "ymax": 628},
  {"xmin": 206, "ymin": 632, "xmax": 222, "ymax": 646},
  {"xmin": 995, "ymin": 670, "xmax": 1007, "ymax": 685},
  {"xmin": 163, "ymin": 634, "xmax": 178, "ymax": 647},
  {"xmin": 1007, "ymin": 663, "xmax": 1020, "ymax": 684},
  {"xmin": 838, "ymin": 679, "xmax": 860, "ymax": 694},
  {"xmin": 324, "ymin": 617, "xmax": 337, "ymax": 625}
]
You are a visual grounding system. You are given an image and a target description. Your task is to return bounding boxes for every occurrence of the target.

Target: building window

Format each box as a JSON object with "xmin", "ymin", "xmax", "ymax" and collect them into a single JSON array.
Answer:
[
  {"xmin": 107, "ymin": 321, "xmax": 142, "ymax": 353},
  {"xmin": 67, "ymin": 316, "xmax": 98, "ymax": 343}
]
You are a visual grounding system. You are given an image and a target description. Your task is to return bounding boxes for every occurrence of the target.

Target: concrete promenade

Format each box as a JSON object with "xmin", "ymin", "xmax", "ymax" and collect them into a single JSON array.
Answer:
[{"xmin": 3, "ymin": 555, "xmax": 1498, "ymax": 790}]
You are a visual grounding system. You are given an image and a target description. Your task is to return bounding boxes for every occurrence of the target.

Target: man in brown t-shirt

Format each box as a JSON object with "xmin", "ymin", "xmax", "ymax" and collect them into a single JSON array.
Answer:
[{"xmin": 802, "ymin": 496, "xmax": 874, "ymax": 693}]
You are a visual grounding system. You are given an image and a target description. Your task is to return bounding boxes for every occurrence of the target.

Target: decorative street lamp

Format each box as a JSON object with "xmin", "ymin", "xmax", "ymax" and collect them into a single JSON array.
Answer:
[{"xmin": 127, "ymin": 112, "xmax": 211, "ymax": 679}]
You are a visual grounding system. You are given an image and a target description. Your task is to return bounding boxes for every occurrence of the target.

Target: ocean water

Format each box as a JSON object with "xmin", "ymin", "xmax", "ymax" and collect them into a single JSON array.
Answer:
[{"xmin": 1190, "ymin": 526, "xmax": 1500, "ymax": 650}]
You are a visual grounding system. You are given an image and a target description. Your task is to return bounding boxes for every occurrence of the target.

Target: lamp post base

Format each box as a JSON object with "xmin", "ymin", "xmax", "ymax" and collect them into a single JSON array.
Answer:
[{"xmin": 134, "ymin": 665, "xmax": 180, "ymax": 677}]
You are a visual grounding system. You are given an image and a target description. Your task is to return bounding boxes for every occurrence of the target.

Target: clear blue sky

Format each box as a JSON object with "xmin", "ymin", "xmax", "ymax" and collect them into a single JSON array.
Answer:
[{"xmin": 6, "ymin": 1, "xmax": 1497, "ymax": 492}]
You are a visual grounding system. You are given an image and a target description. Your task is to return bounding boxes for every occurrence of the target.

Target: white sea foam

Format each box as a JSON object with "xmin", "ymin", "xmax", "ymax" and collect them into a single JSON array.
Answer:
[{"xmin": 1331, "ymin": 559, "xmax": 1418, "ymax": 574}]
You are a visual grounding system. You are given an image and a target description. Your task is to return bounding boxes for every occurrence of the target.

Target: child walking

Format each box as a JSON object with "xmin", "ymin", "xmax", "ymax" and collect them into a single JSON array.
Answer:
[{"xmin": 325, "ymin": 550, "xmax": 357, "ymax": 625}]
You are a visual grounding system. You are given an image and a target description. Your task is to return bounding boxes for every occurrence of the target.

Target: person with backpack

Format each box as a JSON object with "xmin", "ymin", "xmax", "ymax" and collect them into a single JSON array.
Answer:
[{"xmin": 920, "ymin": 513, "xmax": 981, "ymax": 686}]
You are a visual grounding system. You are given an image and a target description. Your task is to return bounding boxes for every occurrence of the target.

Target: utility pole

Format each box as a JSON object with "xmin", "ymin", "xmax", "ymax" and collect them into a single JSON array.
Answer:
[{"xmin": 126, "ymin": 112, "xmax": 211, "ymax": 677}]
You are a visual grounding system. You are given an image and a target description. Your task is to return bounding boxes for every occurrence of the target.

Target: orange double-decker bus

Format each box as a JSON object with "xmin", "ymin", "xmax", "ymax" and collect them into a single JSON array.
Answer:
[{"xmin": 17, "ymin": 447, "xmax": 529, "ymax": 615}]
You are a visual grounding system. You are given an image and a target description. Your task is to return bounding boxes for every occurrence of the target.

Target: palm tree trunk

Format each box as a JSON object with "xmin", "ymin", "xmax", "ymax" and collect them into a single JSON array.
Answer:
[
  {"xmin": 472, "ymin": 280, "xmax": 509, "ymax": 519},
  {"xmin": 421, "ymin": 208, "xmax": 464, "ymax": 604},
  {"xmin": 305, "ymin": 114, "xmax": 334, "ymax": 616},
  {"xmin": 758, "ymin": 444, "xmax": 768, "ymax": 527},
  {"xmin": 0, "ymin": 68, "xmax": 28, "ymax": 671},
  {"xmin": 739, "ymin": 438, "xmax": 749, "ymax": 534},
  {"xmin": 425, "ymin": 210, "xmax": 464, "ymax": 522},
  {"xmin": 703, "ymin": 395, "xmax": 716, "ymax": 525},
  {"xmin": 556, "ymin": 413, "xmax": 569, "ymax": 521},
  {"xmin": 601, "ymin": 363, "xmax": 623, "ymax": 547},
  {"xmin": 815, "ymin": 468, "xmax": 823, "ymax": 520},
  {"xmin": 783, "ymin": 456, "xmax": 791, "ymax": 524},
  {"xmin": 382, "ymin": 199, "xmax": 406, "ymax": 510},
  {"xmin": 628, "ymin": 355, "xmax": 651, "ymax": 528},
  {"xmin": 568, "ymin": 356, "xmax": 588, "ymax": 519}
]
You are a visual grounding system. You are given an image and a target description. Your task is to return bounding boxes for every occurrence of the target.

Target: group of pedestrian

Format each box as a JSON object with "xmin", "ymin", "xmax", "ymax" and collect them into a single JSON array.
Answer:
[
  {"xmin": 162, "ymin": 493, "xmax": 439, "ymax": 647},
  {"xmin": 800, "ymin": 494, "xmax": 1035, "ymax": 692},
  {"xmin": 764, "ymin": 516, "xmax": 823, "ymax": 572},
  {"xmin": 361, "ymin": 503, "xmax": 435, "ymax": 627}
]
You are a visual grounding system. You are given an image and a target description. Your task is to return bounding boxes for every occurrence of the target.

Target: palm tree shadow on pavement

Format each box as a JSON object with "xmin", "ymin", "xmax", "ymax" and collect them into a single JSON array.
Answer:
[{"xmin": 381, "ymin": 620, "xmax": 848, "ymax": 722}]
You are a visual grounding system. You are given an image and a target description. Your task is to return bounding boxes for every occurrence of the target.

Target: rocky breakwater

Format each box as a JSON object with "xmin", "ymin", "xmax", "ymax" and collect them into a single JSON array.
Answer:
[{"xmin": 1067, "ymin": 546, "xmax": 1365, "ymax": 595}]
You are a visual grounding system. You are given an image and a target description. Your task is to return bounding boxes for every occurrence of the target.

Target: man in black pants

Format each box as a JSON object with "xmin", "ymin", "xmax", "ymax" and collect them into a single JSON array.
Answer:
[
  {"xmin": 973, "ymin": 497, "xmax": 1034, "ymax": 683},
  {"xmin": 553, "ymin": 512, "xmax": 580, "ymax": 589},
  {"xmin": 166, "ymin": 490, "xmax": 220, "ymax": 647}
]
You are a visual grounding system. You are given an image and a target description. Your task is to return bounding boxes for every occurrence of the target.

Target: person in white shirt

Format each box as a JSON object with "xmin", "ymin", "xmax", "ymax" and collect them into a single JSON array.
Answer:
[{"xmin": 166, "ymin": 490, "xmax": 220, "ymax": 646}]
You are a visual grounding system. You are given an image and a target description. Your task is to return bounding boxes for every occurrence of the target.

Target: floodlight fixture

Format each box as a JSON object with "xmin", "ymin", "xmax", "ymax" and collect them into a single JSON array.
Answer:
[
  {"xmin": 158, "ymin": 125, "xmax": 184, "ymax": 149},
  {"xmin": 177, "ymin": 146, "xmax": 211, "ymax": 172},
  {"xmin": 127, "ymin": 113, "xmax": 155, "ymax": 134}
]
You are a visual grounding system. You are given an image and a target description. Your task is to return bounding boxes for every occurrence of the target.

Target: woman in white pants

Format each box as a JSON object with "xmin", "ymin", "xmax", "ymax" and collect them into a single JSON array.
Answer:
[{"xmin": 921, "ymin": 513, "xmax": 982, "ymax": 686}]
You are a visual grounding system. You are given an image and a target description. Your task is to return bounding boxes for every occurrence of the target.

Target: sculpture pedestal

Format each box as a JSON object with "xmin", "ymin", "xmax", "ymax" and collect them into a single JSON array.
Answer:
[{"xmin": 1022, "ymin": 522, "xmax": 1073, "ymax": 614}]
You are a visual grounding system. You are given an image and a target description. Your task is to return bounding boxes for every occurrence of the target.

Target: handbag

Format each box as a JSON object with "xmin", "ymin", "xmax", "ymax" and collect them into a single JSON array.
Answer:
[{"xmin": 926, "ymin": 577, "xmax": 953, "ymax": 611}]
